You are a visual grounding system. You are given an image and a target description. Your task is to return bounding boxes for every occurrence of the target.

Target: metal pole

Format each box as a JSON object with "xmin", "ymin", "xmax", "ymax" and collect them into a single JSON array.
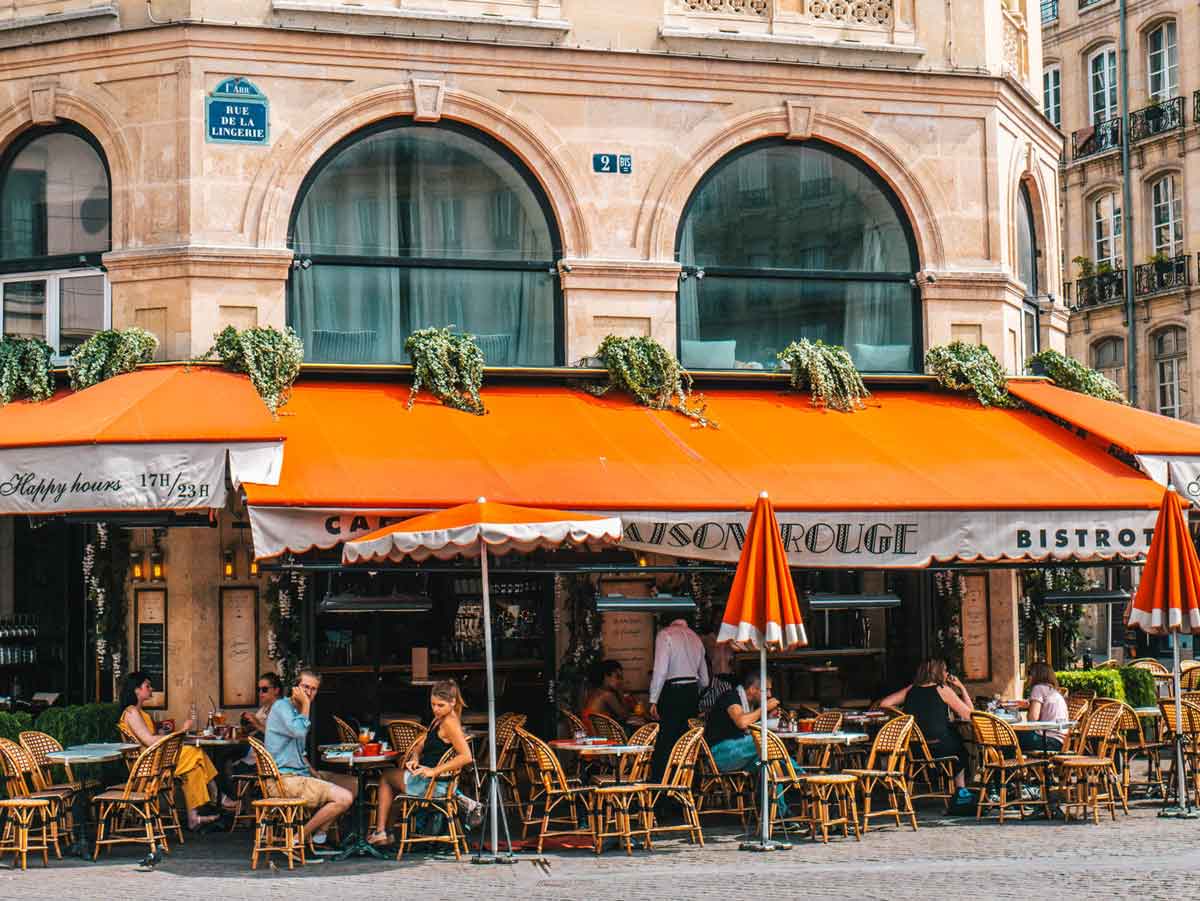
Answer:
[
  {"xmin": 1118, "ymin": 0, "xmax": 1138, "ymax": 405},
  {"xmin": 1174, "ymin": 632, "xmax": 1187, "ymax": 810},
  {"xmin": 480, "ymin": 540, "xmax": 501, "ymax": 857},
  {"xmin": 760, "ymin": 644, "xmax": 769, "ymax": 847}
]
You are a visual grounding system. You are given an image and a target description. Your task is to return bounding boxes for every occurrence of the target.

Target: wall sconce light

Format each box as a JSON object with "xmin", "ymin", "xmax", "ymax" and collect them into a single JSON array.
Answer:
[
  {"xmin": 150, "ymin": 549, "xmax": 164, "ymax": 581},
  {"xmin": 131, "ymin": 551, "xmax": 145, "ymax": 581},
  {"xmin": 248, "ymin": 553, "xmax": 259, "ymax": 577},
  {"xmin": 222, "ymin": 548, "xmax": 236, "ymax": 580},
  {"xmin": 637, "ymin": 555, "xmax": 649, "ymax": 568}
]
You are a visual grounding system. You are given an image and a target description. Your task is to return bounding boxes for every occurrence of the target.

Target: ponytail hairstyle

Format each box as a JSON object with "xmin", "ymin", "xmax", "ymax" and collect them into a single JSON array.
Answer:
[{"xmin": 431, "ymin": 679, "xmax": 465, "ymax": 718}]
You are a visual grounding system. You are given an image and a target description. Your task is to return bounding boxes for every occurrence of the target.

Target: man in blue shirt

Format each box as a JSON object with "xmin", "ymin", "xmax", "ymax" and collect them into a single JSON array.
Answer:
[{"xmin": 265, "ymin": 669, "xmax": 354, "ymax": 841}]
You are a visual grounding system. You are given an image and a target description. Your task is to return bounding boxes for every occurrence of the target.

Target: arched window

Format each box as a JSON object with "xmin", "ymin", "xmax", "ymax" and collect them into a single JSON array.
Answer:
[
  {"xmin": 1016, "ymin": 183, "xmax": 1040, "ymax": 360},
  {"xmin": 1151, "ymin": 174, "xmax": 1183, "ymax": 258},
  {"xmin": 1091, "ymin": 192, "xmax": 1122, "ymax": 268},
  {"xmin": 1091, "ymin": 336, "xmax": 1125, "ymax": 394},
  {"xmin": 1147, "ymin": 21, "xmax": 1178, "ymax": 102},
  {"xmin": 1042, "ymin": 66, "xmax": 1061, "ymax": 129},
  {"xmin": 288, "ymin": 120, "xmax": 561, "ymax": 366},
  {"xmin": 675, "ymin": 139, "xmax": 920, "ymax": 372},
  {"xmin": 1088, "ymin": 46, "xmax": 1118, "ymax": 123},
  {"xmin": 0, "ymin": 124, "xmax": 111, "ymax": 358},
  {"xmin": 1154, "ymin": 325, "xmax": 1187, "ymax": 418}
]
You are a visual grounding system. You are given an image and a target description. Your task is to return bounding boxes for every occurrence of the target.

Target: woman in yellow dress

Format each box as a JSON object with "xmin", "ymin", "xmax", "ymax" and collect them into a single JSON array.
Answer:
[{"xmin": 118, "ymin": 671, "xmax": 239, "ymax": 830}]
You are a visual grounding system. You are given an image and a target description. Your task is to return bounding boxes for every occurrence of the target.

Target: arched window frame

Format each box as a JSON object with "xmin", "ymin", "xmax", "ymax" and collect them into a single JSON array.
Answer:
[
  {"xmin": 673, "ymin": 137, "xmax": 922, "ymax": 373},
  {"xmin": 1150, "ymin": 173, "xmax": 1183, "ymax": 257},
  {"xmin": 1090, "ymin": 334, "xmax": 1125, "ymax": 394},
  {"xmin": 287, "ymin": 117, "xmax": 565, "ymax": 367},
  {"xmin": 1016, "ymin": 181, "xmax": 1040, "ymax": 361},
  {"xmin": 1042, "ymin": 65, "xmax": 1062, "ymax": 129},
  {"xmin": 1146, "ymin": 20, "xmax": 1179, "ymax": 103},
  {"xmin": 1090, "ymin": 190, "xmax": 1123, "ymax": 268},
  {"xmin": 1153, "ymin": 324, "xmax": 1187, "ymax": 418},
  {"xmin": 1087, "ymin": 45, "xmax": 1119, "ymax": 124},
  {"xmin": 0, "ymin": 123, "xmax": 112, "ymax": 361}
]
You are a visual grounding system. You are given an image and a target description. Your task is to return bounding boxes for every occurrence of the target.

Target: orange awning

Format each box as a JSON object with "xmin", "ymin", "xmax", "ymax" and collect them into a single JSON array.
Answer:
[
  {"xmin": 0, "ymin": 366, "xmax": 284, "ymax": 514},
  {"xmin": 243, "ymin": 379, "xmax": 1164, "ymax": 566}
]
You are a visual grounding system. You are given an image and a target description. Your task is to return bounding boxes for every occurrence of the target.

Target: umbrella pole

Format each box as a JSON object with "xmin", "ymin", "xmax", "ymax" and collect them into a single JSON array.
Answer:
[
  {"xmin": 760, "ymin": 644, "xmax": 769, "ymax": 846},
  {"xmin": 478, "ymin": 541, "xmax": 506, "ymax": 859},
  {"xmin": 1174, "ymin": 632, "xmax": 1188, "ymax": 812}
]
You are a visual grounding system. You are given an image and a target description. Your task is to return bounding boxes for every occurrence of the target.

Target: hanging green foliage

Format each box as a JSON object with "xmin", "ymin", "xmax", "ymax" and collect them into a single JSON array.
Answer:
[
  {"xmin": 68, "ymin": 328, "xmax": 159, "ymax": 391},
  {"xmin": 777, "ymin": 339, "xmax": 871, "ymax": 412},
  {"xmin": 585, "ymin": 335, "xmax": 716, "ymax": 427},
  {"xmin": 932, "ymin": 571, "xmax": 964, "ymax": 674},
  {"xmin": 83, "ymin": 523, "xmax": 132, "ymax": 684},
  {"xmin": 204, "ymin": 325, "xmax": 304, "ymax": 414},
  {"xmin": 0, "ymin": 336, "xmax": 54, "ymax": 405},
  {"xmin": 1019, "ymin": 567, "xmax": 1093, "ymax": 663},
  {"xmin": 267, "ymin": 570, "xmax": 307, "ymax": 687},
  {"xmin": 404, "ymin": 326, "xmax": 486, "ymax": 415},
  {"xmin": 1026, "ymin": 349, "xmax": 1126, "ymax": 404},
  {"xmin": 925, "ymin": 342, "xmax": 1013, "ymax": 407},
  {"xmin": 554, "ymin": 573, "xmax": 601, "ymax": 710}
]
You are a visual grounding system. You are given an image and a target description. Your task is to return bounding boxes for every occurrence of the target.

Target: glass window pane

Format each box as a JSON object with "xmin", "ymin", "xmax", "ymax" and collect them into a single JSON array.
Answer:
[
  {"xmin": 680, "ymin": 145, "xmax": 913, "ymax": 271},
  {"xmin": 290, "ymin": 265, "xmax": 556, "ymax": 366},
  {"xmin": 1016, "ymin": 186, "xmax": 1036, "ymax": 295},
  {"xmin": 679, "ymin": 276, "xmax": 915, "ymax": 372},
  {"xmin": 0, "ymin": 132, "xmax": 109, "ymax": 261},
  {"xmin": 2, "ymin": 280, "xmax": 46, "ymax": 339},
  {"xmin": 292, "ymin": 126, "xmax": 554, "ymax": 262},
  {"xmin": 58, "ymin": 275, "xmax": 105, "ymax": 356}
]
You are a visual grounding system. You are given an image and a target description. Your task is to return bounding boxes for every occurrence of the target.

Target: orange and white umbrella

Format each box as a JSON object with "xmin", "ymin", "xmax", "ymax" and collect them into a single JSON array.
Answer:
[
  {"xmin": 1126, "ymin": 489, "xmax": 1200, "ymax": 812},
  {"xmin": 342, "ymin": 498, "xmax": 622, "ymax": 858},
  {"xmin": 717, "ymin": 492, "xmax": 807, "ymax": 849}
]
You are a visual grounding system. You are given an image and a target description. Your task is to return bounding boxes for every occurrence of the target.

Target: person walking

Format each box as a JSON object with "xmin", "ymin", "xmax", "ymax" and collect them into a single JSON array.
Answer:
[{"xmin": 648, "ymin": 615, "xmax": 708, "ymax": 781}]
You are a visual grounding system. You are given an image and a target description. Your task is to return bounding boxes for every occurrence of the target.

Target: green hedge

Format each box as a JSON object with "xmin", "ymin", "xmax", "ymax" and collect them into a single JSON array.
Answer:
[
  {"xmin": 1118, "ymin": 667, "xmax": 1158, "ymax": 708},
  {"xmin": 0, "ymin": 711, "xmax": 32, "ymax": 742},
  {"xmin": 33, "ymin": 703, "xmax": 122, "ymax": 746},
  {"xmin": 1054, "ymin": 669, "xmax": 1125, "ymax": 701}
]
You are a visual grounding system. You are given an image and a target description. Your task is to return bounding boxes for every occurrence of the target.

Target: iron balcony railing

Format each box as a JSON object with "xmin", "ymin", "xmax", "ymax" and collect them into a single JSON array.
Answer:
[
  {"xmin": 1075, "ymin": 268, "xmax": 1126, "ymax": 310},
  {"xmin": 1129, "ymin": 96, "xmax": 1185, "ymax": 142},
  {"xmin": 1134, "ymin": 254, "xmax": 1190, "ymax": 297},
  {"xmin": 1072, "ymin": 115, "xmax": 1121, "ymax": 160},
  {"xmin": 1041, "ymin": 0, "xmax": 1058, "ymax": 21}
]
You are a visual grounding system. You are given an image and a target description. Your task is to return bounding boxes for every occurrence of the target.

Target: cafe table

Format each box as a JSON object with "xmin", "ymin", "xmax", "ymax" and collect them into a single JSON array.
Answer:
[
  {"xmin": 1006, "ymin": 720, "xmax": 1077, "ymax": 732},
  {"xmin": 319, "ymin": 747, "xmax": 401, "ymax": 861},
  {"xmin": 46, "ymin": 742, "xmax": 140, "ymax": 858},
  {"xmin": 548, "ymin": 740, "xmax": 653, "ymax": 785},
  {"xmin": 775, "ymin": 730, "xmax": 870, "ymax": 746}
]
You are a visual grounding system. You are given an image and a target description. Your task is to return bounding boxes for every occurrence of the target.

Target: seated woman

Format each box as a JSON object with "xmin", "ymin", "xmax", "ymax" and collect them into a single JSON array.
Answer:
[
  {"xmin": 1019, "ymin": 662, "xmax": 1068, "ymax": 754},
  {"xmin": 368, "ymin": 679, "xmax": 484, "ymax": 845},
  {"xmin": 119, "ymin": 671, "xmax": 240, "ymax": 830},
  {"xmin": 581, "ymin": 660, "xmax": 628, "ymax": 731},
  {"xmin": 878, "ymin": 658, "xmax": 974, "ymax": 805},
  {"xmin": 228, "ymin": 671, "xmax": 284, "ymax": 782}
]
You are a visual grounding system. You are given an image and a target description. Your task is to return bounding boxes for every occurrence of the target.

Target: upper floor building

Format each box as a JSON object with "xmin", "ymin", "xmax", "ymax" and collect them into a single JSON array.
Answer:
[{"xmin": 0, "ymin": 0, "xmax": 1060, "ymax": 378}]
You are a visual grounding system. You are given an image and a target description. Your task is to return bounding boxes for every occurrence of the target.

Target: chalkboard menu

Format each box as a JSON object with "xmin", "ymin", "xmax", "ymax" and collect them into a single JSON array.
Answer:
[
  {"xmin": 961, "ymin": 574, "xmax": 991, "ymax": 683},
  {"xmin": 136, "ymin": 589, "xmax": 168, "ymax": 708}
]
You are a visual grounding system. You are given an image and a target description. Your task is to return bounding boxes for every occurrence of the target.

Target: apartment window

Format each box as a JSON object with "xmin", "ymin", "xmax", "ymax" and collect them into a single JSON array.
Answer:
[
  {"xmin": 1043, "ymin": 67, "xmax": 1062, "ymax": 129},
  {"xmin": 1089, "ymin": 47, "xmax": 1118, "ymax": 124},
  {"xmin": 1092, "ymin": 192, "xmax": 1123, "ymax": 268},
  {"xmin": 1151, "ymin": 174, "xmax": 1183, "ymax": 258},
  {"xmin": 1147, "ymin": 22, "xmax": 1178, "ymax": 102},
  {"xmin": 1091, "ymin": 336, "xmax": 1125, "ymax": 395},
  {"xmin": 1155, "ymin": 326, "xmax": 1187, "ymax": 418}
]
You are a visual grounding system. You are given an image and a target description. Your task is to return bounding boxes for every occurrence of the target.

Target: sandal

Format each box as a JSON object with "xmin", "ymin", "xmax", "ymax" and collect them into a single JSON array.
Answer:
[
  {"xmin": 366, "ymin": 830, "xmax": 392, "ymax": 847},
  {"xmin": 187, "ymin": 813, "xmax": 220, "ymax": 832}
]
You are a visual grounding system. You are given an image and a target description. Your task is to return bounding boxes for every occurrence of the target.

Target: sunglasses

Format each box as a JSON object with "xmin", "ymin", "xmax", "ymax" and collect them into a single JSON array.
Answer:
[{"xmin": 257, "ymin": 686, "xmax": 272, "ymax": 693}]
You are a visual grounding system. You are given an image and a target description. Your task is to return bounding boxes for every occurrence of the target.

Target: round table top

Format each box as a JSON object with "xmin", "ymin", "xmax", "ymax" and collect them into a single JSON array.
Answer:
[
  {"xmin": 775, "ymin": 731, "xmax": 869, "ymax": 744},
  {"xmin": 186, "ymin": 735, "xmax": 244, "ymax": 747},
  {"xmin": 1134, "ymin": 706, "xmax": 1163, "ymax": 716},
  {"xmin": 47, "ymin": 743, "xmax": 139, "ymax": 764},
  {"xmin": 1006, "ymin": 720, "xmax": 1076, "ymax": 732},
  {"xmin": 321, "ymin": 749, "xmax": 400, "ymax": 767},
  {"xmin": 549, "ymin": 741, "xmax": 652, "ymax": 756}
]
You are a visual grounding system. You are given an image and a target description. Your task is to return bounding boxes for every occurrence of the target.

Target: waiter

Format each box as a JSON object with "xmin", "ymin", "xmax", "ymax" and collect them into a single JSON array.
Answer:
[{"xmin": 648, "ymin": 614, "xmax": 709, "ymax": 781}]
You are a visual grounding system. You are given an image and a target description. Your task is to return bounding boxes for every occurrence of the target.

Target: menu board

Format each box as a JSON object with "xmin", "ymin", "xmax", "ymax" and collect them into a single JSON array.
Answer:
[
  {"xmin": 220, "ymin": 587, "xmax": 259, "ymax": 708},
  {"xmin": 599, "ymin": 577, "xmax": 655, "ymax": 692},
  {"xmin": 961, "ymin": 574, "xmax": 991, "ymax": 683},
  {"xmin": 135, "ymin": 589, "xmax": 167, "ymax": 708}
]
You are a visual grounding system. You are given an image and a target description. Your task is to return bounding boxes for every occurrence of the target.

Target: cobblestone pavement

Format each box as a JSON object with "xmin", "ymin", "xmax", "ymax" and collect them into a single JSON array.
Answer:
[{"xmin": 1, "ymin": 801, "xmax": 1198, "ymax": 900}]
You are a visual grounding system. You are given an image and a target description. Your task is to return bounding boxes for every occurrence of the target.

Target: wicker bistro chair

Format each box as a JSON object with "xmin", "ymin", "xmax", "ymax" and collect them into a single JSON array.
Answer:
[
  {"xmin": 493, "ymin": 713, "xmax": 529, "ymax": 814},
  {"xmin": 1157, "ymin": 699, "xmax": 1200, "ymax": 807},
  {"xmin": 387, "ymin": 719, "xmax": 426, "ymax": 759},
  {"xmin": 969, "ymin": 713, "xmax": 1052, "ymax": 822},
  {"xmin": 244, "ymin": 737, "xmax": 307, "ymax": 870},
  {"xmin": 560, "ymin": 709, "xmax": 588, "ymax": 738},
  {"xmin": 1112, "ymin": 702, "xmax": 1165, "ymax": 800},
  {"xmin": 333, "ymin": 716, "xmax": 358, "ymax": 744},
  {"xmin": 92, "ymin": 736, "xmax": 169, "ymax": 859},
  {"xmin": 0, "ymin": 797, "xmax": 54, "ymax": 870},
  {"xmin": 844, "ymin": 715, "xmax": 918, "ymax": 833},
  {"xmin": 693, "ymin": 734, "xmax": 752, "ymax": 827},
  {"xmin": 1066, "ymin": 695, "xmax": 1091, "ymax": 723},
  {"xmin": 751, "ymin": 726, "xmax": 859, "ymax": 842},
  {"xmin": 588, "ymin": 713, "xmax": 628, "ymax": 744},
  {"xmin": 19, "ymin": 731, "xmax": 82, "ymax": 793},
  {"xmin": 687, "ymin": 718, "xmax": 705, "ymax": 730},
  {"xmin": 0, "ymin": 739, "xmax": 68, "ymax": 861},
  {"xmin": 1182, "ymin": 666, "xmax": 1200, "ymax": 692},
  {"xmin": 588, "ymin": 729, "xmax": 663, "ymax": 856},
  {"xmin": 621, "ymin": 727, "xmax": 705, "ymax": 850},
  {"xmin": 152, "ymin": 731, "xmax": 187, "ymax": 846},
  {"xmin": 594, "ymin": 723, "xmax": 658, "ymax": 787},
  {"xmin": 906, "ymin": 721, "xmax": 957, "ymax": 809},
  {"xmin": 516, "ymin": 728, "xmax": 598, "ymax": 853},
  {"xmin": 392, "ymin": 747, "xmax": 470, "ymax": 861}
]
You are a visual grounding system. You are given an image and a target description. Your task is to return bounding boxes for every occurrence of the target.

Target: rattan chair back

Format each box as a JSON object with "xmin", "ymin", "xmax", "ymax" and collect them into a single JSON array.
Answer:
[
  {"xmin": 560, "ymin": 709, "xmax": 587, "ymax": 737},
  {"xmin": 495, "ymin": 713, "xmax": 528, "ymax": 772},
  {"xmin": 17, "ymin": 731, "xmax": 66, "ymax": 789},
  {"xmin": 1131, "ymin": 658, "xmax": 1169, "ymax": 676},
  {"xmin": 970, "ymin": 712, "xmax": 1027, "ymax": 765},
  {"xmin": 588, "ymin": 713, "xmax": 627, "ymax": 744},
  {"xmin": 333, "ymin": 716, "xmax": 358, "ymax": 743},
  {"xmin": 416, "ymin": 748, "xmax": 461, "ymax": 800},
  {"xmin": 1159, "ymin": 699, "xmax": 1200, "ymax": 743},
  {"xmin": 791, "ymin": 703, "xmax": 821, "ymax": 719},
  {"xmin": 863, "ymin": 714, "xmax": 914, "ymax": 773},
  {"xmin": 813, "ymin": 711, "xmax": 843, "ymax": 733},
  {"xmin": 1078, "ymin": 702, "xmax": 1124, "ymax": 757},
  {"xmin": 1068, "ymin": 688, "xmax": 1097, "ymax": 701},
  {"xmin": 1181, "ymin": 691, "xmax": 1200, "ymax": 705},
  {"xmin": 880, "ymin": 705, "xmax": 906, "ymax": 719},
  {"xmin": 516, "ymin": 729, "xmax": 573, "ymax": 793},
  {"xmin": 1065, "ymin": 695, "xmax": 1090, "ymax": 722},
  {"xmin": 660, "ymin": 727, "xmax": 704, "ymax": 789},
  {"xmin": 0, "ymin": 738, "xmax": 32, "ymax": 797},
  {"xmin": 119, "ymin": 737, "xmax": 166, "ymax": 801},
  {"xmin": 1097, "ymin": 659, "xmax": 1121, "ymax": 669},
  {"xmin": 157, "ymin": 730, "xmax": 184, "ymax": 774},
  {"xmin": 246, "ymin": 736, "xmax": 291, "ymax": 800},
  {"xmin": 1183, "ymin": 667, "xmax": 1200, "ymax": 691},
  {"xmin": 623, "ymin": 723, "xmax": 659, "ymax": 782},
  {"xmin": 387, "ymin": 719, "xmax": 425, "ymax": 757}
]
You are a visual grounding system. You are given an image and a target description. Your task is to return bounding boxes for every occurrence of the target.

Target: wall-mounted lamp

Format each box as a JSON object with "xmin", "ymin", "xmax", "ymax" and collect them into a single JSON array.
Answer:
[
  {"xmin": 149, "ymin": 548, "xmax": 164, "ymax": 581},
  {"xmin": 222, "ymin": 548, "xmax": 236, "ymax": 580},
  {"xmin": 131, "ymin": 551, "xmax": 145, "ymax": 581},
  {"xmin": 248, "ymin": 553, "xmax": 260, "ymax": 577}
]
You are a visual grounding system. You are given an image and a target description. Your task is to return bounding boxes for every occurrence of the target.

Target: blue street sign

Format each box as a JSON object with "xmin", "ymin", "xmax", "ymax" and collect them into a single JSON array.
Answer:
[
  {"xmin": 593, "ymin": 152, "xmax": 633, "ymax": 174},
  {"xmin": 206, "ymin": 78, "xmax": 269, "ymax": 146}
]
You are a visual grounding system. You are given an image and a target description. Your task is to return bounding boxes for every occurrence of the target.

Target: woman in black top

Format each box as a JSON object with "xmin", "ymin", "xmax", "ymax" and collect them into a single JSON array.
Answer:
[
  {"xmin": 369, "ymin": 679, "xmax": 483, "ymax": 845},
  {"xmin": 879, "ymin": 659, "xmax": 974, "ymax": 797}
]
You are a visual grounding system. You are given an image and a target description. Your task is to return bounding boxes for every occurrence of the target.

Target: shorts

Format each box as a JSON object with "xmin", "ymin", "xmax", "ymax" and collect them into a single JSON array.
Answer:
[{"xmin": 280, "ymin": 774, "xmax": 340, "ymax": 808}]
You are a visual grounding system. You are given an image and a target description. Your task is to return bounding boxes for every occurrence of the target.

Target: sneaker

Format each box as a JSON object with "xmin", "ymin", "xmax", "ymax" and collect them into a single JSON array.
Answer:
[
  {"xmin": 1020, "ymin": 785, "xmax": 1041, "ymax": 801},
  {"xmin": 311, "ymin": 831, "xmax": 327, "ymax": 845}
]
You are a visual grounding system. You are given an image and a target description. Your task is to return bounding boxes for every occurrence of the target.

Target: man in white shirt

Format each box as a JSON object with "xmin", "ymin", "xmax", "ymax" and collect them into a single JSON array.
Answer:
[{"xmin": 648, "ymin": 616, "xmax": 708, "ymax": 780}]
